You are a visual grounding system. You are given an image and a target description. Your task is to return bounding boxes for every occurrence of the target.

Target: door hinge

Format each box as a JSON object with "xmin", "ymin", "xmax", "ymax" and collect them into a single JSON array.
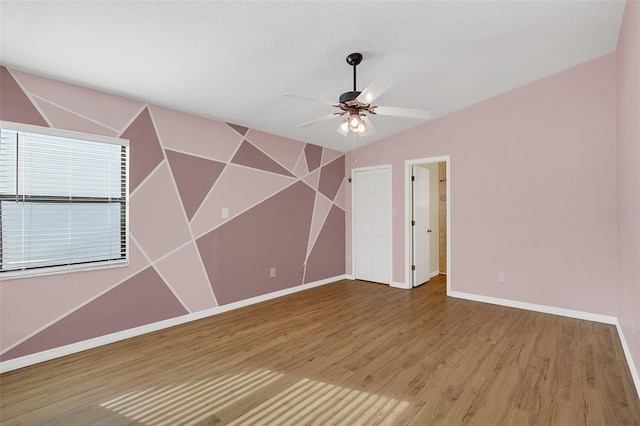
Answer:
[
  {"xmin": 411, "ymin": 175, "xmax": 415, "ymax": 181},
  {"xmin": 411, "ymin": 220, "xmax": 415, "ymax": 226},
  {"xmin": 411, "ymin": 265, "xmax": 416, "ymax": 271}
]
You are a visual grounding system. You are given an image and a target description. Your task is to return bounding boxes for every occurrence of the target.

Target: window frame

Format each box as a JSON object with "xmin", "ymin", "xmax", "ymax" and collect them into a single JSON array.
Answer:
[{"xmin": 0, "ymin": 121, "xmax": 130, "ymax": 280}]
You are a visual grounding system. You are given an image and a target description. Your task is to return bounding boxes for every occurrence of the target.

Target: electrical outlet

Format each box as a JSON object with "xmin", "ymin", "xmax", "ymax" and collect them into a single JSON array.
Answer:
[
  {"xmin": 498, "ymin": 272, "xmax": 505, "ymax": 283},
  {"xmin": 270, "ymin": 267, "xmax": 276, "ymax": 278}
]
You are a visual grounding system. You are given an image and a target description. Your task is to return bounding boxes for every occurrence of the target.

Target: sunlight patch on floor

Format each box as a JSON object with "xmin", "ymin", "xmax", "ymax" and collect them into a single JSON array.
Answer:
[
  {"xmin": 227, "ymin": 377, "xmax": 409, "ymax": 425},
  {"xmin": 100, "ymin": 368, "xmax": 283, "ymax": 425},
  {"xmin": 100, "ymin": 368, "xmax": 408, "ymax": 425}
]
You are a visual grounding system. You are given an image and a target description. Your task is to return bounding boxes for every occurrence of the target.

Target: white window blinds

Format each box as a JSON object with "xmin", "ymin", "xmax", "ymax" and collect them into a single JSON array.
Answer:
[{"xmin": 0, "ymin": 122, "xmax": 128, "ymax": 277}]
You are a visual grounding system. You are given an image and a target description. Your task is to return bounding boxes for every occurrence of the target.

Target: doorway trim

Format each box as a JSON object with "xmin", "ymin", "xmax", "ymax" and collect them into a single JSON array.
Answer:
[{"xmin": 404, "ymin": 156, "xmax": 451, "ymax": 295}]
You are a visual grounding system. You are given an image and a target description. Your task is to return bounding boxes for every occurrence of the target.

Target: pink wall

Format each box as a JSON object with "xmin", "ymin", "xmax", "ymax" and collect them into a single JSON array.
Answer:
[
  {"xmin": 0, "ymin": 67, "xmax": 345, "ymax": 361},
  {"xmin": 345, "ymin": 52, "xmax": 618, "ymax": 316},
  {"xmin": 616, "ymin": 0, "xmax": 640, "ymax": 383}
]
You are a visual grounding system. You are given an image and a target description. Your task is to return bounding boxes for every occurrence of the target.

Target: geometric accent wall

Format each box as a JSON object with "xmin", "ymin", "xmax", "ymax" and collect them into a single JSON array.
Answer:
[{"xmin": 0, "ymin": 66, "xmax": 345, "ymax": 361}]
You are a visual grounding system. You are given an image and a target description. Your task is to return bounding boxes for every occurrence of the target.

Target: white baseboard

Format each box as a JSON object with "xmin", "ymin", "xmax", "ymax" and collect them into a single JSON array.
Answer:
[
  {"xmin": 450, "ymin": 290, "xmax": 640, "ymax": 399},
  {"xmin": 0, "ymin": 274, "xmax": 347, "ymax": 373},
  {"xmin": 449, "ymin": 290, "xmax": 617, "ymax": 324},
  {"xmin": 614, "ymin": 319, "xmax": 640, "ymax": 399},
  {"xmin": 391, "ymin": 272, "xmax": 439, "ymax": 289},
  {"xmin": 391, "ymin": 281, "xmax": 410, "ymax": 289}
]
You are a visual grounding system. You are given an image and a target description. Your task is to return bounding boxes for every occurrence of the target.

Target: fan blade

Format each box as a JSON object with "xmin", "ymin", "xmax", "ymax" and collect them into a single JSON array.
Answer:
[
  {"xmin": 337, "ymin": 120, "xmax": 349, "ymax": 136},
  {"xmin": 359, "ymin": 116, "xmax": 376, "ymax": 137},
  {"xmin": 373, "ymin": 106, "xmax": 431, "ymax": 120},
  {"xmin": 356, "ymin": 76, "xmax": 394, "ymax": 104},
  {"xmin": 299, "ymin": 113, "xmax": 340, "ymax": 128},
  {"xmin": 283, "ymin": 93, "xmax": 335, "ymax": 107}
]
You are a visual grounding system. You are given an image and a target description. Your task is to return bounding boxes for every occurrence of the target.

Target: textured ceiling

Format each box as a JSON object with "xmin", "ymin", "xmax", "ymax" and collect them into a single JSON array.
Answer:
[{"xmin": 0, "ymin": 1, "xmax": 625, "ymax": 152}]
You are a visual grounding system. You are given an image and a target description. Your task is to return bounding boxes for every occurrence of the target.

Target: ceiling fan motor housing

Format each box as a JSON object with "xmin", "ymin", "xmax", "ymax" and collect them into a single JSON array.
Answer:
[{"xmin": 339, "ymin": 91, "xmax": 361, "ymax": 104}]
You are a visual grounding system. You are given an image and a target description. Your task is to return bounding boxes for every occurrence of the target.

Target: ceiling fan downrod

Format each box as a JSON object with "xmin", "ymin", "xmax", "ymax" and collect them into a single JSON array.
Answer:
[
  {"xmin": 340, "ymin": 52, "xmax": 363, "ymax": 104},
  {"xmin": 346, "ymin": 52, "xmax": 362, "ymax": 91}
]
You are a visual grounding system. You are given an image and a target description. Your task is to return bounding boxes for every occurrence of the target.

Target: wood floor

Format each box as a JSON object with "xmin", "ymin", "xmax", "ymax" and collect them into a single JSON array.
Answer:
[{"xmin": 1, "ymin": 276, "xmax": 639, "ymax": 425}]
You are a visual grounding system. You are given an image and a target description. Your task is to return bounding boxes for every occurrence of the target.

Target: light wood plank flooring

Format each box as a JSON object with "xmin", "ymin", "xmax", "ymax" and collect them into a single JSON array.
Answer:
[{"xmin": 1, "ymin": 276, "xmax": 639, "ymax": 425}]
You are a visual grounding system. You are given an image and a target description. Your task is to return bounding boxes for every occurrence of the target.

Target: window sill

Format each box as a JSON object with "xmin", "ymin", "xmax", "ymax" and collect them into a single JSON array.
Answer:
[{"xmin": 0, "ymin": 260, "xmax": 130, "ymax": 281}]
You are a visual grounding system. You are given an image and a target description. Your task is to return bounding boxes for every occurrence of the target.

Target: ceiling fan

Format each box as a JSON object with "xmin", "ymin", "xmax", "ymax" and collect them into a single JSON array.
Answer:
[{"xmin": 285, "ymin": 52, "xmax": 431, "ymax": 137}]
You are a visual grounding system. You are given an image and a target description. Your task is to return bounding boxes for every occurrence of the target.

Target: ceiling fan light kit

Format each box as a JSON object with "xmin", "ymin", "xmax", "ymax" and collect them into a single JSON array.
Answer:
[{"xmin": 286, "ymin": 52, "xmax": 431, "ymax": 139}]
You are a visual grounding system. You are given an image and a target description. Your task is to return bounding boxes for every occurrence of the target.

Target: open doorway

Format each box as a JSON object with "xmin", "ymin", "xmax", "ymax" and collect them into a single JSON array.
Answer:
[{"xmin": 405, "ymin": 156, "xmax": 451, "ymax": 295}]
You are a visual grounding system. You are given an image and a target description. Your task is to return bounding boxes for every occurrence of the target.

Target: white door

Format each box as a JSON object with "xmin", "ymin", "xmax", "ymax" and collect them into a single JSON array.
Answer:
[
  {"xmin": 412, "ymin": 166, "xmax": 430, "ymax": 286},
  {"xmin": 353, "ymin": 167, "xmax": 392, "ymax": 284}
]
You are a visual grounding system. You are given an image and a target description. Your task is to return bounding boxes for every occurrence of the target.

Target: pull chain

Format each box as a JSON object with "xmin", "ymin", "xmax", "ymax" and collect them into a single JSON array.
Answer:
[{"xmin": 352, "ymin": 131, "xmax": 357, "ymax": 164}]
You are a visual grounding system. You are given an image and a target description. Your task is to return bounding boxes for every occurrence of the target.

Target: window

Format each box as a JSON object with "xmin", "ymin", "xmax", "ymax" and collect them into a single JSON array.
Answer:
[{"xmin": 0, "ymin": 122, "xmax": 129, "ymax": 278}]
